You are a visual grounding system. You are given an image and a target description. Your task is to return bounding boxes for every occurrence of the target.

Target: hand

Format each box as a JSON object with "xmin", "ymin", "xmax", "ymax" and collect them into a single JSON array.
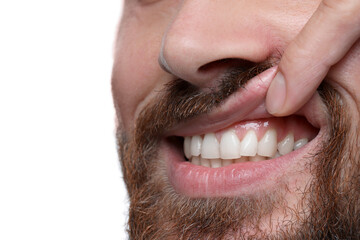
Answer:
[{"xmin": 266, "ymin": 0, "xmax": 360, "ymax": 116}]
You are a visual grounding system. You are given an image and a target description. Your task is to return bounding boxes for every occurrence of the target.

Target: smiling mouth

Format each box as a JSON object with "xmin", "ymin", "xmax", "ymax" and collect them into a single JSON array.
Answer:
[
  {"xmin": 164, "ymin": 115, "xmax": 321, "ymax": 198},
  {"xmin": 161, "ymin": 67, "xmax": 326, "ymax": 198}
]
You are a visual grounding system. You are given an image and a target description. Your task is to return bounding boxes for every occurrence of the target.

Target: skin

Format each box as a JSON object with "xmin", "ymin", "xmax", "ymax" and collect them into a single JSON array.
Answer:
[
  {"xmin": 112, "ymin": 0, "xmax": 360, "ymax": 238},
  {"xmin": 114, "ymin": 0, "xmax": 360, "ymax": 132},
  {"xmin": 265, "ymin": 0, "xmax": 360, "ymax": 115}
]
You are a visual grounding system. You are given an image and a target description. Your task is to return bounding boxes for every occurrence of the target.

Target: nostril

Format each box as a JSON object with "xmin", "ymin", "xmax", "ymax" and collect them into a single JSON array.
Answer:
[
  {"xmin": 189, "ymin": 58, "xmax": 258, "ymax": 89},
  {"xmin": 198, "ymin": 58, "xmax": 256, "ymax": 73}
]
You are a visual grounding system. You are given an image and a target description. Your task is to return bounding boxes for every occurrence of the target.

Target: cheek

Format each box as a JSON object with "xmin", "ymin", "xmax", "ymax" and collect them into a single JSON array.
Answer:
[
  {"xmin": 328, "ymin": 39, "xmax": 360, "ymax": 111},
  {"xmin": 113, "ymin": 43, "xmax": 161, "ymax": 132},
  {"xmin": 326, "ymin": 40, "xmax": 360, "ymax": 144},
  {"xmin": 112, "ymin": 2, "xmax": 180, "ymax": 132},
  {"xmin": 112, "ymin": 18, "xmax": 171, "ymax": 132}
]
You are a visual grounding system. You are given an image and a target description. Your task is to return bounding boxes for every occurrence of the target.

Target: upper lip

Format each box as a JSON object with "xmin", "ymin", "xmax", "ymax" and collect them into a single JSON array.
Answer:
[
  {"xmin": 166, "ymin": 65, "xmax": 326, "ymax": 137},
  {"xmin": 166, "ymin": 66, "xmax": 278, "ymax": 137}
]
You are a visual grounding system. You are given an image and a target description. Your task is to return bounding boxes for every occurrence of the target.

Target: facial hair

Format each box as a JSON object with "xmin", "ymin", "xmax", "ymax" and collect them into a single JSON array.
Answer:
[{"xmin": 115, "ymin": 63, "xmax": 360, "ymax": 239}]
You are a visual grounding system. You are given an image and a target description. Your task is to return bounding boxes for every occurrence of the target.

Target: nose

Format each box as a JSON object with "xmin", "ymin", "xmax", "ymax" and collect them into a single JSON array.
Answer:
[{"xmin": 160, "ymin": 0, "xmax": 280, "ymax": 88}]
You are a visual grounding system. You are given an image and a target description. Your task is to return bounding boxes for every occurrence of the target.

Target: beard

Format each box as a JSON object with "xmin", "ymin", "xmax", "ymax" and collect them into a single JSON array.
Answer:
[{"xmin": 115, "ymin": 62, "xmax": 360, "ymax": 239}]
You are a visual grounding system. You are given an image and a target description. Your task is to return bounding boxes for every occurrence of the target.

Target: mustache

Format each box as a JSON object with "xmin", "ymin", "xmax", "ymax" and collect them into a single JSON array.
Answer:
[{"xmin": 135, "ymin": 59, "xmax": 276, "ymax": 144}]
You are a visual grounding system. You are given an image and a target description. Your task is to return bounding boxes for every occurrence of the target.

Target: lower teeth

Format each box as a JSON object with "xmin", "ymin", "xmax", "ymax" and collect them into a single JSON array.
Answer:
[{"xmin": 189, "ymin": 154, "xmax": 275, "ymax": 168}]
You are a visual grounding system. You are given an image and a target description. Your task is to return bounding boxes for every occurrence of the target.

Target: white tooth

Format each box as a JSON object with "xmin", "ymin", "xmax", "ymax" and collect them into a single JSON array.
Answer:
[
  {"xmin": 191, "ymin": 156, "xmax": 201, "ymax": 165},
  {"xmin": 184, "ymin": 137, "xmax": 191, "ymax": 159},
  {"xmin": 190, "ymin": 135, "xmax": 202, "ymax": 157},
  {"xmin": 234, "ymin": 156, "xmax": 249, "ymax": 163},
  {"xmin": 257, "ymin": 129, "xmax": 277, "ymax": 157},
  {"xmin": 201, "ymin": 133, "xmax": 220, "ymax": 159},
  {"xmin": 200, "ymin": 158, "xmax": 211, "ymax": 167},
  {"xmin": 294, "ymin": 138, "xmax": 308, "ymax": 150},
  {"xmin": 239, "ymin": 130, "xmax": 258, "ymax": 156},
  {"xmin": 249, "ymin": 155, "xmax": 266, "ymax": 162},
  {"xmin": 220, "ymin": 130, "xmax": 241, "ymax": 159},
  {"xmin": 210, "ymin": 158, "xmax": 222, "ymax": 168},
  {"xmin": 222, "ymin": 159, "xmax": 233, "ymax": 166},
  {"xmin": 278, "ymin": 133, "xmax": 294, "ymax": 155}
]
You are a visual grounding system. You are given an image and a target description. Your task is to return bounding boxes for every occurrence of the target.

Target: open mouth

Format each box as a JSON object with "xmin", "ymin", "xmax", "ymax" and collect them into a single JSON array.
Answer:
[{"xmin": 161, "ymin": 67, "xmax": 326, "ymax": 198}]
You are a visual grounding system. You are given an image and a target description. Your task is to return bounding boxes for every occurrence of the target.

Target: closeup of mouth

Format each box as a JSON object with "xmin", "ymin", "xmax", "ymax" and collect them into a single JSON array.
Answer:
[{"xmin": 161, "ymin": 67, "xmax": 326, "ymax": 198}]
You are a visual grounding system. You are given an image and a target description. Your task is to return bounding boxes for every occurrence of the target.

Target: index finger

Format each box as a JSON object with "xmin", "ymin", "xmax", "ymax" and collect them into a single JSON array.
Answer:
[{"xmin": 266, "ymin": 0, "xmax": 360, "ymax": 116}]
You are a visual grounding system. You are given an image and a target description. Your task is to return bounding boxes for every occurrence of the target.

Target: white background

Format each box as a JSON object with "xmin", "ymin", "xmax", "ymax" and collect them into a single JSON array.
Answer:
[{"xmin": 0, "ymin": 1, "xmax": 128, "ymax": 239}]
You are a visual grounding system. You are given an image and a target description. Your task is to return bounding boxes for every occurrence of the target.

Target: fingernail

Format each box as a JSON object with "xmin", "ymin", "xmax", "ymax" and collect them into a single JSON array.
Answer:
[{"xmin": 266, "ymin": 71, "xmax": 286, "ymax": 115}]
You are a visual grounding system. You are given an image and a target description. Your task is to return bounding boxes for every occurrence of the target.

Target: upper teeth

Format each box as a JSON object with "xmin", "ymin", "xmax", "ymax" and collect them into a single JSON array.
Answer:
[{"xmin": 183, "ymin": 129, "xmax": 308, "ymax": 167}]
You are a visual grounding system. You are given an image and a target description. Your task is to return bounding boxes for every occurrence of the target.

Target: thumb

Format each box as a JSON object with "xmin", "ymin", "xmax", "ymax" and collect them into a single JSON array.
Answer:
[{"xmin": 266, "ymin": 0, "xmax": 360, "ymax": 116}]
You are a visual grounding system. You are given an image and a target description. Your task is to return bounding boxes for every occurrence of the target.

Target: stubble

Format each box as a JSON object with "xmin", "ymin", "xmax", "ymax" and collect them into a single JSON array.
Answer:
[{"xmin": 115, "ymin": 65, "xmax": 360, "ymax": 239}]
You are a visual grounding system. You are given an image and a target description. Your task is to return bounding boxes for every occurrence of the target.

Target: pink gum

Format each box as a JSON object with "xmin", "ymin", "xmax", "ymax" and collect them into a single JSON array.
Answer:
[{"xmin": 214, "ymin": 116, "xmax": 318, "ymax": 142}]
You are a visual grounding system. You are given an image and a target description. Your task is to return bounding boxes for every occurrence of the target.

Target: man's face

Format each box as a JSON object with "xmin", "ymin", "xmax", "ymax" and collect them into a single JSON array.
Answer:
[{"xmin": 112, "ymin": 0, "xmax": 360, "ymax": 239}]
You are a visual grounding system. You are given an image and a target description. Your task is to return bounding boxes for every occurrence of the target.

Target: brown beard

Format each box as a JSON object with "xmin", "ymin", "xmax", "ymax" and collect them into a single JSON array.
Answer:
[{"xmin": 115, "ymin": 62, "xmax": 360, "ymax": 239}]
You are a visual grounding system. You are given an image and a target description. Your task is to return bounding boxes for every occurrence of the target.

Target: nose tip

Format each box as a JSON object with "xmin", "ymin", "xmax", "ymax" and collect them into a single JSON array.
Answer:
[
  {"xmin": 159, "ymin": 0, "xmax": 276, "ymax": 89},
  {"xmin": 160, "ymin": 33, "xmax": 219, "ymax": 87}
]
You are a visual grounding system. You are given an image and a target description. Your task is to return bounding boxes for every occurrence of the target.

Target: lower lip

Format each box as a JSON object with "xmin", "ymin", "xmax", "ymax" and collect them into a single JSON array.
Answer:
[{"xmin": 163, "ymin": 135, "xmax": 321, "ymax": 198}]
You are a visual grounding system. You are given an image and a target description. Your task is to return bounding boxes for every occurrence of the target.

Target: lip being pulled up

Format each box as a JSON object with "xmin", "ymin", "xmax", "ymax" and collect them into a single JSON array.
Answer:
[{"xmin": 161, "ymin": 67, "xmax": 327, "ymax": 198}]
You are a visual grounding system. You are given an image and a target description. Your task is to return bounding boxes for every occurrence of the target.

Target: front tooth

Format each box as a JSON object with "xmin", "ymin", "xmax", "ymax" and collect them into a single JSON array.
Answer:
[
  {"xmin": 220, "ymin": 130, "xmax": 241, "ymax": 159},
  {"xmin": 278, "ymin": 133, "xmax": 294, "ymax": 155},
  {"xmin": 184, "ymin": 137, "xmax": 191, "ymax": 159},
  {"xmin": 191, "ymin": 156, "xmax": 201, "ymax": 165},
  {"xmin": 257, "ymin": 129, "xmax": 277, "ymax": 157},
  {"xmin": 249, "ymin": 155, "xmax": 266, "ymax": 162},
  {"xmin": 210, "ymin": 159, "xmax": 222, "ymax": 168},
  {"xmin": 201, "ymin": 133, "xmax": 220, "ymax": 159},
  {"xmin": 191, "ymin": 135, "xmax": 202, "ymax": 157},
  {"xmin": 200, "ymin": 158, "xmax": 211, "ymax": 167},
  {"xmin": 294, "ymin": 138, "xmax": 308, "ymax": 150},
  {"xmin": 239, "ymin": 130, "xmax": 258, "ymax": 156}
]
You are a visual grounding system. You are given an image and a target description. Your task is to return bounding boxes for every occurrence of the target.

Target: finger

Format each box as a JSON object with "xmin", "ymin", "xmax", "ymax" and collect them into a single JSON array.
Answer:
[{"xmin": 266, "ymin": 0, "xmax": 360, "ymax": 116}]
